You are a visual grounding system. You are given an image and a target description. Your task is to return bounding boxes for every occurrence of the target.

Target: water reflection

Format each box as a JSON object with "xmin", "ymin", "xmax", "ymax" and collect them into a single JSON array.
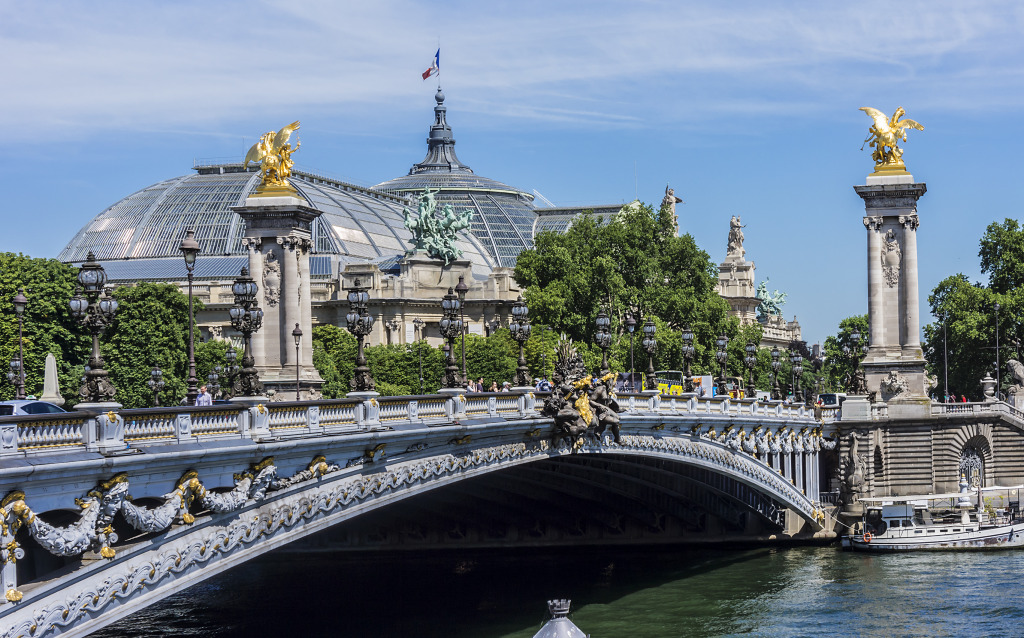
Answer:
[{"xmin": 93, "ymin": 546, "xmax": 1024, "ymax": 638}]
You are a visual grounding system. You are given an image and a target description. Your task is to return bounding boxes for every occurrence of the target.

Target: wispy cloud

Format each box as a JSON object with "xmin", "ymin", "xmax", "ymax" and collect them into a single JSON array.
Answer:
[{"xmin": 2, "ymin": 0, "xmax": 1024, "ymax": 140}]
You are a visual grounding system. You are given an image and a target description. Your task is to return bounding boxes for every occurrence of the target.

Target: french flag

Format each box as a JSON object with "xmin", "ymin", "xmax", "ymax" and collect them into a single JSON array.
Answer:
[{"xmin": 422, "ymin": 49, "xmax": 439, "ymax": 80}]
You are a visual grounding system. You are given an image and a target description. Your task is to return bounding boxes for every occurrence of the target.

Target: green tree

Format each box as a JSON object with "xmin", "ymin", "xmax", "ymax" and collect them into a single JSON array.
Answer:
[
  {"xmin": 103, "ymin": 283, "xmax": 201, "ymax": 408},
  {"xmin": 821, "ymin": 315, "xmax": 869, "ymax": 392},
  {"xmin": 513, "ymin": 203, "xmax": 731, "ymax": 372},
  {"xmin": 979, "ymin": 219, "xmax": 1024, "ymax": 294},
  {"xmin": 0, "ymin": 253, "xmax": 90, "ymax": 404}
]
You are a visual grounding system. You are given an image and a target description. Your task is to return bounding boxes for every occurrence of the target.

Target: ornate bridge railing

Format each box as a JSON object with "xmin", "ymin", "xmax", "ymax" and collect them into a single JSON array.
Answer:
[{"xmin": 0, "ymin": 392, "xmax": 835, "ymax": 459}]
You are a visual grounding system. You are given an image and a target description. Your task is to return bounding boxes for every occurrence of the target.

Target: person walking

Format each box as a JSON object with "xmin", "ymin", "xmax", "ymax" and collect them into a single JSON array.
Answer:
[
  {"xmin": 489, "ymin": 381, "xmax": 498, "ymax": 392},
  {"xmin": 195, "ymin": 385, "xmax": 213, "ymax": 406}
]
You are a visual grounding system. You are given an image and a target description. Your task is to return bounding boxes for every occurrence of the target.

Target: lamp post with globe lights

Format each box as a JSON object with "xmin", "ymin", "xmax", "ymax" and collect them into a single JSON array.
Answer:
[
  {"xmin": 626, "ymin": 314, "xmax": 637, "ymax": 391},
  {"xmin": 228, "ymin": 268, "xmax": 264, "ymax": 398},
  {"xmin": 509, "ymin": 296, "xmax": 533, "ymax": 388},
  {"xmin": 179, "ymin": 229, "xmax": 201, "ymax": 405},
  {"xmin": 292, "ymin": 323, "xmax": 303, "ymax": 400},
  {"xmin": 595, "ymin": 308, "xmax": 612, "ymax": 376},
  {"xmin": 346, "ymin": 279, "xmax": 376, "ymax": 393},
  {"xmin": 439, "ymin": 288, "xmax": 463, "ymax": 389},
  {"xmin": 770, "ymin": 346, "xmax": 782, "ymax": 400},
  {"xmin": 680, "ymin": 325, "xmax": 695, "ymax": 393},
  {"xmin": 715, "ymin": 333, "xmax": 729, "ymax": 396},
  {"xmin": 456, "ymin": 274, "xmax": 469, "ymax": 386},
  {"xmin": 789, "ymin": 350, "xmax": 804, "ymax": 403},
  {"xmin": 206, "ymin": 367, "xmax": 221, "ymax": 400},
  {"xmin": 147, "ymin": 367, "xmax": 165, "ymax": 407},
  {"xmin": 11, "ymin": 289, "xmax": 27, "ymax": 399},
  {"xmin": 223, "ymin": 347, "xmax": 240, "ymax": 398},
  {"xmin": 69, "ymin": 253, "xmax": 119, "ymax": 404},
  {"xmin": 7, "ymin": 358, "xmax": 23, "ymax": 400},
  {"xmin": 641, "ymin": 320, "xmax": 658, "ymax": 391},
  {"xmin": 744, "ymin": 342, "xmax": 758, "ymax": 399}
]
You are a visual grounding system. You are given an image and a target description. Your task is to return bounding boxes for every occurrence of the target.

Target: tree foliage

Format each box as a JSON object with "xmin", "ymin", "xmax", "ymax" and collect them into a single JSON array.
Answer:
[
  {"xmin": 821, "ymin": 315, "xmax": 869, "ymax": 392},
  {"xmin": 979, "ymin": 219, "xmax": 1024, "ymax": 295},
  {"xmin": 0, "ymin": 253, "xmax": 90, "ymax": 404}
]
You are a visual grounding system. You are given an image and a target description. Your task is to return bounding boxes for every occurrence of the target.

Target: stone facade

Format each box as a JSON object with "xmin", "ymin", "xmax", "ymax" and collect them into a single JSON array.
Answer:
[{"xmin": 717, "ymin": 238, "xmax": 801, "ymax": 350}]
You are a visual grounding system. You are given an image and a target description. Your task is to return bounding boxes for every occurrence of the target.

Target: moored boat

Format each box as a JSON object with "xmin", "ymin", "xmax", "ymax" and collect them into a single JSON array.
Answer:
[{"xmin": 843, "ymin": 484, "xmax": 1024, "ymax": 551}]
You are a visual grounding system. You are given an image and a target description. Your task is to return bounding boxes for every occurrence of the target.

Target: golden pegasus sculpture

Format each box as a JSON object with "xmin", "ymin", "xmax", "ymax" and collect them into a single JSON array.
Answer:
[
  {"xmin": 243, "ymin": 121, "xmax": 301, "ymax": 195},
  {"xmin": 860, "ymin": 107, "xmax": 924, "ymax": 172}
]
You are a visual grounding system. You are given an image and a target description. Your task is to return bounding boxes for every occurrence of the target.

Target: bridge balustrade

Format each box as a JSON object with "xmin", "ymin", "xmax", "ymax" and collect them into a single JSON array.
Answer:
[{"xmin": 0, "ymin": 391, "xmax": 838, "ymax": 460}]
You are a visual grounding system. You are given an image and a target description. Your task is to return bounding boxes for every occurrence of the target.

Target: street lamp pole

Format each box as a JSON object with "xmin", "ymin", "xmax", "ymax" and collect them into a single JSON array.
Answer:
[
  {"xmin": 147, "ymin": 367, "xmax": 165, "ymax": 407},
  {"xmin": 456, "ymin": 275, "xmax": 469, "ymax": 387},
  {"xmin": 346, "ymin": 278, "xmax": 376, "ymax": 393},
  {"xmin": 715, "ymin": 333, "xmax": 729, "ymax": 397},
  {"xmin": 595, "ymin": 307, "xmax": 611, "ymax": 376},
  {"xmin": 68, "ymin": 253, "xmax": 119, "ymax": 404},
  {"xmin": 11, "ymin": 288, "xmax": 27, "ymax": 400},
  {"xmin": 413, "ymin": 318, "xmax": 425, "ymax": 394},
  {"xmin": 744, "ymin": 342, "xmax": 758, "ymax": 399},
  {"xmin": 179, "ymin": 229, "xmax": 201, "ymax": 405},
  {"xmin": 641, "ymin": 320, "xmax": 658, "ymax": 391},
  {"xmin": 680, "ymin": 325, "xmax": 695, "ymax": 393},
  {"xmin": 292, "ymin": 323, "xmax": 302, "ymax": 400},
  {"xmin": 626, "ymin": 314, "xmax": 636, "ymax": 391},
  {"xmin": 509, "ymin": 296, "xmax": 532, "ymax": 388},
  {"xmin": 941, "ymin": 313, "xmax": 949, "ymax": 401},
  {"xmin": 228, "ymin": 268, "xmax": 264, "ymax": 397},
  {"xmin": 790, "ymin": 350, "xmax": 804, "ymax": 403},
  {"xmin": 770, "ymin": 346, "xmax": 781, "ymax": 400},
  {"xmin": 440, "ymin": 288, "xmax": 464, "ymax": 389}
]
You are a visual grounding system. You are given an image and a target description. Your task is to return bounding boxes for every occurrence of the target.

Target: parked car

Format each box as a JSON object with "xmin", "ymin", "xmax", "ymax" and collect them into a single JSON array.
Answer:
[{"xmin": 0, "ymin": 400, "xmax": 68, "ymax": 416}]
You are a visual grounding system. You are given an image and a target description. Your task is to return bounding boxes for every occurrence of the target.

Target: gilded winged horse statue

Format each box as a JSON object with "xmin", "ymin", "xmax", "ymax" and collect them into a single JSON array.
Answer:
[
  {"xmin": 860, "ymin": 107, "xmax": 924, "ymax": 171},
  {"xmin": 243, "ymin": 121, "xmax": 301, "ymax": 194}
]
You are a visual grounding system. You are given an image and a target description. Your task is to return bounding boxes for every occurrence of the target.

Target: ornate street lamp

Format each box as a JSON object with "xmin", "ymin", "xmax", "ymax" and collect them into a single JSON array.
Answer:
[
  {"xmin": 641, "ymin": 320, "xmax": 658, "ymax": 391},
  {"xmin": 680, "ymin": 325, "xmax": 695, "ymax": 393},
  {"xmin": 346, "ymin": 278, "xmax": 375, "ymax": 393},
  {"xmin": 744, "ymin": 342, "xmax": 758, "ymax": 399},
  {"xmin": 147, "ymin": 367, "xmax": 165, "ymax": 407},
  {"xmin": 207, "ymin": 366, "xmax": 221, "ymax": 399},
  {"xmin": 11, "ymin": 288, "xmax": 27, "ymax": 399},
  {"xmin": 69, "ymin": 253, "xmax": 118, "ymax": 403},
  {"xmin": 770, "ymin": 346, "xmax": 782, "ymax": 400},
  {"xmin": 229, "ymin": 267, "xmax": 264, "ymax": 397},
  {"xmin": 595, "ymin": 307, "xmax": 612, "ymax": 376},
  {"xmin": 626, "ymin": 314, "xmax": 637, "ymax": 391},
  {"xmin": 509, "ymin": 295, "xmax": 532, "ymax": 388},
  {"xmin": 292, "ymin": 323, "xmax": 302, "ymax": 400},
  {"xmin": 439, "ymin": 287, "xmax": 464, "ymax": 389},
  {"xmin": 790, "ymin": 350, "xmax": 804, "ymax": 403},
  {"xmin": 413, "ymin": 317, "xmax": 425, "ymax": 394},
  {"xmin": 715, "ymin": 333, "xmax": 729, "ymax": 396},
  {"xmin": 456, "ymin": 274, "xmax": 469, "ymax": 386},
  {"xmin": 179, "ymin": 229, "xmax": 201, "ymax": 405}
]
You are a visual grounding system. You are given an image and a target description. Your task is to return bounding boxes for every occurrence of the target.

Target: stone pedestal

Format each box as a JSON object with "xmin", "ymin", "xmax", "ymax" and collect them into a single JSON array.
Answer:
[
  {"xmin": 233, "ymin": 195, "xmax": 324, "ymax": 401},
  {"xmin": 854, "ymin": 176, "xmax": 928, "ymax": 400},
  {"xmin": 717, "ymin": 256, "xmax": 758, "ymax": 326}
]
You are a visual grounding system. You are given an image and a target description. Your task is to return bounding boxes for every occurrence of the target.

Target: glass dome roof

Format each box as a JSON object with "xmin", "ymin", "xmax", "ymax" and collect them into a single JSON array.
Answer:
[
  {"xmin": 373, "ymin": 88, "xmax": 537, "ymax": 268},
  {"xmin": 59, "ymin": 166, "xmax": 499, "ymax": 281}
]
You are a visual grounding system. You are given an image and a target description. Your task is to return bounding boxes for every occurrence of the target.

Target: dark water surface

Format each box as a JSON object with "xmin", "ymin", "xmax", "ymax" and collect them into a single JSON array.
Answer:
[{"xmin": 92, "ymin": 545, "xmax": 1024, "ymax": 637}]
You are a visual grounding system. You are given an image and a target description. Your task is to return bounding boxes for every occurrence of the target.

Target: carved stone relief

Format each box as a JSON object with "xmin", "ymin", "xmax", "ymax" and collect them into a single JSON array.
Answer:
[
  {"xmin": 263, "ymin": 250, "xmax": 281, "ymax": 306},
  {"xmin": 881, "ymin": 229, "xmax": 902, "ymax": 287}
]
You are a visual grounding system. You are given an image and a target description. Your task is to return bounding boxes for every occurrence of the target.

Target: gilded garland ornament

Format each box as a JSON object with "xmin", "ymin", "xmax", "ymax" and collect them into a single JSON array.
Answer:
[
  {"xmin": 859, "ymin": 107, "xmax": 924, "ymax": 173},
  {"xmin": 243, "ymin": 121, "xmax": 301, "ymax": 196}
]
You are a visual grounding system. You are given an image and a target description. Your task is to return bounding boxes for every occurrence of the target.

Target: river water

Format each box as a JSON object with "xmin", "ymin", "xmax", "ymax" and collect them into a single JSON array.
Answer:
[{"xmin": 92, "ymin": 544, "xmax": 1024, "ymax": 637}]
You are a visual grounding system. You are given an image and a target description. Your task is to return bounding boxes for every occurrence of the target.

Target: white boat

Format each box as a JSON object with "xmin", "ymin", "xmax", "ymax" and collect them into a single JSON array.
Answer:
[{"xmin": 842, "ymin": 485, "xmax": 1024, "ymax": 552}]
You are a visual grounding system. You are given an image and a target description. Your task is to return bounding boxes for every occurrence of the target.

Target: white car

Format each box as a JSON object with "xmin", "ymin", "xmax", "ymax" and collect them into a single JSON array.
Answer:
[{"xmin": 0, "ymin": 400, "xmax": 67, "ymax": 416}]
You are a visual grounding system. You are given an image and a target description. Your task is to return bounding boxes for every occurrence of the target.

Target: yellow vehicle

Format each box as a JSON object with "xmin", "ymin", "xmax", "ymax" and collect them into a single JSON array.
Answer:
[{"xmin": 655, "ymin": 371, "xmax": 686, "ymax": 395}]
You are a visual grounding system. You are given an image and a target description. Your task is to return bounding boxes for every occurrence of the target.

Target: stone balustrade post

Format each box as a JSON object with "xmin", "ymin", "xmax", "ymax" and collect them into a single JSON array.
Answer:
[
  {"xmin": 363, "ymin": 398, "xmax": 381, "ymax": 429},
  {"xmin": 174, "ymin": 414, "xmax": 192, "ymax": 443},
  {"xmin": 0, "ymin": 423, "xmax": 17, "ymax": 456},
  {"xmin": 307, "ymin": 405, "xmax": 321, "ymax": 433},
  {"xmin": 94, "ymin": 411, "xmax": 125, "ymax": 453}
]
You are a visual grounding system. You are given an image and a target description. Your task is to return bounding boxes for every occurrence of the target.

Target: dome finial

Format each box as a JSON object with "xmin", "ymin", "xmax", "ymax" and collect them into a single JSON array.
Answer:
[{"xmin": 435, "ymin": 86, "xmax": 445, "ymax": 105}]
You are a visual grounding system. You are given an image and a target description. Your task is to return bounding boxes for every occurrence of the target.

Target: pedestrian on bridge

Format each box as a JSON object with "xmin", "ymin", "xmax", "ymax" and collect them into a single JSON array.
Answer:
[{"xmin": 195, "ymin": 385, "xmax": 213, "ymax": 406}]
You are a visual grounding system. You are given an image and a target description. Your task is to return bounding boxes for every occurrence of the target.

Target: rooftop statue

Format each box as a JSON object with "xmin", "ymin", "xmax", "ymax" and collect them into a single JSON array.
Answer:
[
  {"xmin": 859, "ymin": 107, "xmax": 924, "ymax": 172},
  {"xmin": 243, "ymin": 121, "xmax": 301, "ymax": 195},
  {"xmin": 755, "ymin": 279, "xmax": 787, "ymax": 321},
  {"xmin": 403, "ymin": 188, "xmax": 473, "ymax": 266},
  {"xmin": 727, "ymin": 215, "xmax": 745, "ymax": 259}
]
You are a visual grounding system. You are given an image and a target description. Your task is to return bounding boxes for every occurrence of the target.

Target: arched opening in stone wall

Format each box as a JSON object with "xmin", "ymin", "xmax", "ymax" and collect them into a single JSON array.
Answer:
[{"xmin": 960, "ymin": 441, "xmax": 987, "ymax": 489}]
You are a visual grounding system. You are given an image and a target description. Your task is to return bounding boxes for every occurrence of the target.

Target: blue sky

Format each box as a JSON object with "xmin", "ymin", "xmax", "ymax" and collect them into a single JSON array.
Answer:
[{"xmin": 2, "ymin": 0, "xmax": 1023, "ymax": 345}]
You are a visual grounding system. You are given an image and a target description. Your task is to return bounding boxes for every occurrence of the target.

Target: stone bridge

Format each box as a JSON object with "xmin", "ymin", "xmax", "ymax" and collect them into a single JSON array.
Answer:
[{"xmin": 0, "ymin": 391, "xmax": 836, "ymax": 637}]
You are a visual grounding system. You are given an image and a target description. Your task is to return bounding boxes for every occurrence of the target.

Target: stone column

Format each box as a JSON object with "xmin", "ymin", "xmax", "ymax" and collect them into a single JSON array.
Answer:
[
  {"xmin": 864, "ymin": 216, "xmax": 884, "ymax": 350},
  {"xmin": 298, "ymin": 239, "xmax": 314, "ymax": 369},
  {"xmin": 243, "ymin": 238, "xmax": 266, "ymax": 367},
  {"xmin": 796, "ymin": 452, "xmax": 804, "ymax": 495},
  {"xmin": 280, "ymin": 237, "xmax": 300, "ymax": 369},
  {"xmin": 901, "ymin": 214, "xmax": 921, "ymax": 350}
]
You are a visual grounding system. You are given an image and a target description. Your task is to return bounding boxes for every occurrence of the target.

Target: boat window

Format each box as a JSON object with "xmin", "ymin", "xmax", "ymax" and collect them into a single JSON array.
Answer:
[
  {"xmin": 939, "ymin": 529, "xmax": 948, "ymax": 533},
  {"xmin": 915, "ymin": 530, "xmax": 922, "ymax": 534}
]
